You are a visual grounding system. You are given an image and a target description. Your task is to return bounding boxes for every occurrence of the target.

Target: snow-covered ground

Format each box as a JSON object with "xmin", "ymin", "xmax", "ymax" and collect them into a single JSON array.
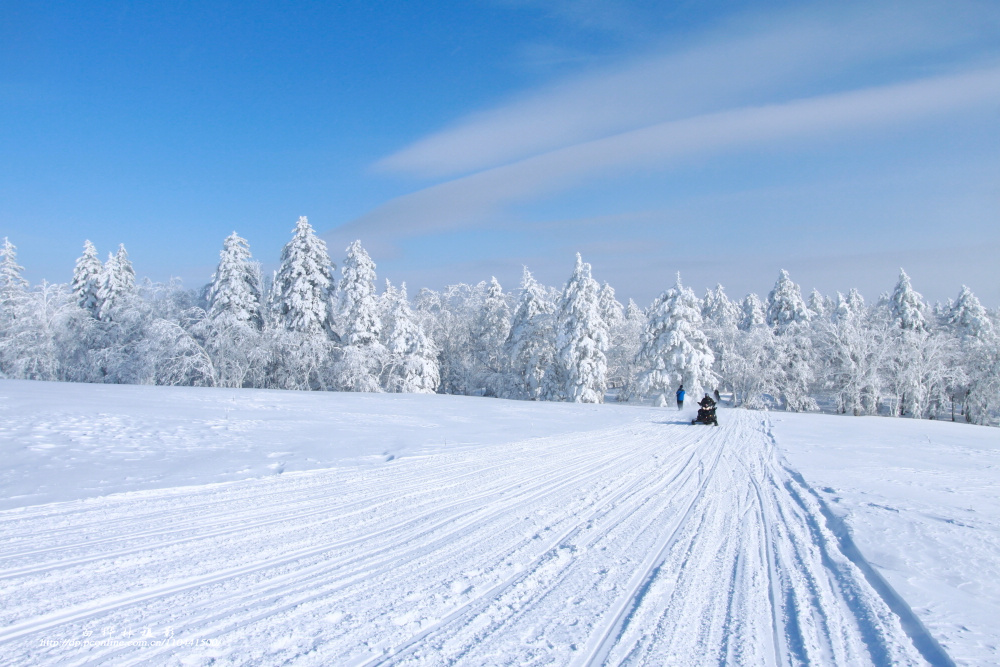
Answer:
[{"xmin": 1, "ymin": 380, "xmax": 997, "ymax": 665}]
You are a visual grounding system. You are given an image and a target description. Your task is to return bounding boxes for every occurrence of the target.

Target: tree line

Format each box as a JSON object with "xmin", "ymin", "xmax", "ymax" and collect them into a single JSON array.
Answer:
[{"xmin": 1, "ymin": 217, "xmax": 997, "ymax": 424}]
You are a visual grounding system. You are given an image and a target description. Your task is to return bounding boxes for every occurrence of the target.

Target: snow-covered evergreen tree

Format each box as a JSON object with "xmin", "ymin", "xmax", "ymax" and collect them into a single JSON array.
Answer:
[
  {"xmin": 553, "ymin": 254, "xmax": 608, "ymax": 403},
  {"xmin": 473, "ymin": 277, "xmax": 511, "ymax": 396},
  {"xmin": 766, "ymin": 270, "xmax": 811, "ymax": 330},
  {"xmin": 207, "ymin": 232, "xmax": 262, "ymax": 329},
  {"xmin": 96, "ymin": 244, "xmax": 135, "ymax": 322},
  {"xmin": 71, "ymin": 240, "xmax": 103, "ymax": 317},
  {"xmin": 846, "ymin": 288, "xmax": 865, "ymax": 315},
  {"xmin": 382, "ymin": 281, "xmax": 439, "ymax": 393},
  {"xmin": 0, "ymin": 238, "xmax": 29, "ymax": 352},
  {"xmin": 946, "ymin": 285, "xmax": 992, "ymax": 342},
  {"xmin": 703, "ymin": 284, "xmax": 740, "ymax": 330},
  {"xmin": 505, "ymin": 267, "xmax": 556, "ymax": 400},
  {"xmin": 636, "ymin": 273, "xmax": 716, "ymax": 404},
  {"xmin": 807, "ymin": 288, "xmax": 827, "ymax": 319},
  {"xmin": 334, "ymin": 240, "xmax": 385, "ymax": 392},
  {"xmin": 702, "ymin": 284, "xmax": 740, "ymax": 402},
  {"xmin": 888, "ymin": 269, "xmax": 927, "ymax": 332},
  {"xmin": 274, "ymin": 217, "xmax": 335, "ymax": 334},
  {"xmin": 739, "ymin": 293, "xmax": 766, "ymax": 330},
  {"xmin": 774, "ymin": 326, "xmax": 820, "ymax": 412}
]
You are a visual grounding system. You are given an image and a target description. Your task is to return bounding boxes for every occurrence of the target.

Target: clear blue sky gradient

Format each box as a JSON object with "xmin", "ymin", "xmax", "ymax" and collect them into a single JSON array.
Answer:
[{"xmin": 2, "ymin": 1, "xmax": 999, "ymax": 306}]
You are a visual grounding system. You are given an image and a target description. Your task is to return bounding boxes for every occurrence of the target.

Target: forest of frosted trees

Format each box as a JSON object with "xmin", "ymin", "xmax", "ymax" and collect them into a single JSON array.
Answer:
[{"xmin": 1, "ymin": 216, "xmax": 999, "ymax": 425}]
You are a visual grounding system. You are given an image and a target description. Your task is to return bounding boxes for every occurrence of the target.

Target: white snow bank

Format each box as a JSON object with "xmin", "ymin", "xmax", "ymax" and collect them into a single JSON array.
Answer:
[{"xmin": 770, "ymin": 412, "xmax": 1000, "ymax": 666}]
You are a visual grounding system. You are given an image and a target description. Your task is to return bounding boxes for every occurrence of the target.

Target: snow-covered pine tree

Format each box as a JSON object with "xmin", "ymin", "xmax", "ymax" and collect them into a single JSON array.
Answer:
[
  {"xmin": 274, "ymin": 217, "xmax": 335, "ymax": 334},
  {"xmin": 71, "ymin": 240, "xmax": 103, "ymax": 317},
  {"xmin": 764, "ymin": 271, "xmax": 817, "ymax": 411},
  {"xmin": 846, "ymin": 288, "xmax": 865, "ymax": 316},
  {"xmin": 382, "ymin": 281, "xmax": 439, "ymax": 393},
  {"xmin": 702, "ymin": 284, "xmax": 740, "ymax": 330},
  {"xmin": 505, "ymin": 267, "xmax": 555, "ymax": 400},
  {"xmin": 207, "ymin": 232, "xmax": 262, "ymax": 329},
  {"xmin": 473, "ymin": 277, "xmax": 511, "ymax": 396},
  {"xmin": 0, "ymin": 238, "xmax": 32, "ymax": 377},
  {"xmin": 942, "ymin": 285, "xmax": 996, "ymax": 424},
  {"xmin": 807, "ymin": 289, "xmax": 827, "ymax": 319},
  {"xmin": 636, "ymin": 273, "xmax": 716, "ymax": 404},
  {"xmin": 200, "ymin": 233, "xmax": 267, "ymax": 388},
  {"xmin": 0, "ymin": 238, "xmax": 28, "ymax": 317},
  {"xmin": 334, "ymin": 240, "xmax": 385, "ymax": 392},
  {"xmin": 553, "ymin": 254, "xmax": 608, "ymax": 403},
  {"xmin": 766, "ymin": 269, "xmax": 811, "ymax": 330},
  {"xmin": 947, "ymin": 285, "xmax": 993, "ymax": 342},
  {"xmin": 739, "ymin": 293, "xmax": 766, "ymax": 330},
  {"xmin": 598, "ymin": 282, "xmax": 632, "ymax": 394},
  {"xmin": 831, "ymin": 292, "xmax": 852, "ymax": 323},
  {"xmin": 96, "ymin": 244, "xmax": 136, "ymax": 322},
  {"xmin": 701, "ymin": 284, "xmax": 740, "ymax": 402},
  {"xmin": 888, "ymin": 269, "xmax": 927, "ymax": 331}
]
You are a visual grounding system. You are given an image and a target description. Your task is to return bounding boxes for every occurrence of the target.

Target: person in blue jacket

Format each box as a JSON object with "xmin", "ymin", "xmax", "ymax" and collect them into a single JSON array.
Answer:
[{"xmin": 676, "ymin": 384, "xmax": 685, "ymax": 410}]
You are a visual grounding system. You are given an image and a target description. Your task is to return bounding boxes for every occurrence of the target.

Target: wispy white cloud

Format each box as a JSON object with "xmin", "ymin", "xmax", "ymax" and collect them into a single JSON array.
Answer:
[
  {"xmin": 375, "ymin": 1, "xmax": 998, "ymax": 179},
  {"xmin": 340, "ymin": 65, "xmax": 1000, "ymax": 241}
]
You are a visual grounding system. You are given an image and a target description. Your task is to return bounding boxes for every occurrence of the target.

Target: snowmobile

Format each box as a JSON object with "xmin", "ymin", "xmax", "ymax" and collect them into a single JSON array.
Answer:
[{"xmin": 691, "ymin": 404, "xmax": 719, "ymax": 426}]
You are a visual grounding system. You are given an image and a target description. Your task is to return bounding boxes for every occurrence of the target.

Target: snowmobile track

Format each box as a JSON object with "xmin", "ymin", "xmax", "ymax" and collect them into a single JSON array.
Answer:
[{"xmin": 0, "ymin": 410, "xmax": 950, "ymax": 666}]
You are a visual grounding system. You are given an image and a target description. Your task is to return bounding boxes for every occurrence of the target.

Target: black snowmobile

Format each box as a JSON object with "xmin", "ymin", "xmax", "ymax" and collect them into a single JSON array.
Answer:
[{"xmin": 691, "ymin": 397, "xmax": 719, "ymax": 426}]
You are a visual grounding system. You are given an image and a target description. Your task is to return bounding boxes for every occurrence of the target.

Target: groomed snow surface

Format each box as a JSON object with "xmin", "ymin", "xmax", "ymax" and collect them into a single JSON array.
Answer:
[{"xmin": 1, "ymin": 381, "xmax": 997, "ymax": 666}]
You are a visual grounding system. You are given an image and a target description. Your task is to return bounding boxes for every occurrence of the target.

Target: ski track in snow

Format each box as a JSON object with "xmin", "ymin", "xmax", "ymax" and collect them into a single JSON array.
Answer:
[{"xmin": 0, "ymin": 410, "xmax": 949, "ymax": 666}]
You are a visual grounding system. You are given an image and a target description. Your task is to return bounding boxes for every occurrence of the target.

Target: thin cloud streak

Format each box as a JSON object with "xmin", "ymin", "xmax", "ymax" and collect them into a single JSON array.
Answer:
[
  {"xmin": 375, "ymin": 2, "xmax": 996, "ymax": 179},
  {"xmin": 339, "ymin": 66, "xmax": 1000, "ymax": 242}
]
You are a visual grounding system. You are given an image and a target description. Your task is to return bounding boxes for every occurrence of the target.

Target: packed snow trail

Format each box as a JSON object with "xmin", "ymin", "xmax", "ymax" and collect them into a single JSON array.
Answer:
[{"xmin": 0, "ymin": 409, "xmax": 945, "ymax": 665}]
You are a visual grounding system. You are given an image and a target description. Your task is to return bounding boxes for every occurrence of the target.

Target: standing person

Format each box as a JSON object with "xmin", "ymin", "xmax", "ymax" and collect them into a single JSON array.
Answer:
[
  {"xmin": 676, "ymin": 384, "xmax": 685, "ymax": 410},
  {"xmin": 713, "ymin": 388, "xmax": 721, "ymax": 405}
]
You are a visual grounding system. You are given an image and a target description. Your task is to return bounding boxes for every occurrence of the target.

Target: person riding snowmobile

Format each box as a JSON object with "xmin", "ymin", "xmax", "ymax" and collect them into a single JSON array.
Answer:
[{"xmin": 693, "ymin": 393, "xmax": 718, "ymax": 425}]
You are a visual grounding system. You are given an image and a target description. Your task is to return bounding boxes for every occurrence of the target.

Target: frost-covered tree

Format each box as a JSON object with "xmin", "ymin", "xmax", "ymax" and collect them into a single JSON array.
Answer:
[
  {"xmin": 888, "ymin": 269, "xmax": 927, "ymax": 332},
  {"xmin": 807, "ymin": 289, "xmax": 827, "ymax": 319},
  {"xmin": 197, "ymin": 233, "xmax": 268, "ymax": 388},
  {"xmin": 946, "ymin": 285, "xmax": 992, "ymax": 342},
  {"xmin": 425, "ymin": 282, "xmax": 485, "ymax": 396},
  {"xmin": 553, "ymin": 254, "xmax": 608, "ymax": 403},
  {"xmin": 846, "ymin": 288, "xmax": 865, "ymax": 316},
  {"xmin": 817, "ymin": 307, "xmax": 891, "ymax": 416},
  {"xmin": 96, "ymin": 244, "xmax": 135, "ymax": 322},
  {"xmin": 337, "ymin": 240, "xmax": 380, "ymax": 345},
  {"xmin": 207, "ymin": 232, "xmax": 262, "ymax": 329},
  {"xmin": 724, "ymin": 326, "xmax": 780, "ymax": 408},
  {"xmin": 334, "ymin": 240, "xmax": 385, "ymax": 392},
  {"xmin": 472, "ymin": 277, "xmax": 511, "ymax": 396},
  {"xmin": 766, "ymin": 270, "xmax": 811, "ymax": 330},
  {"xmin": 739, "ymin": 293, "xmax": 766, "ymax": 331},
  {"xmin": 274, "ymin": 217, "xmax": 335, "ymax": 334},
  {"xmin": 382, "ymin": 281, "xmax": 439, "ymax": 393},
  {"xmin": 72, "ymin": 240, "xmax": 103, "ymax": 317},
  {"xmin": 1, "ymin": 238, "xmax": 29, "ymax": 317},
  {"xmin": 505, "ymin": 267, "xmax": 555, "ymax": 400},
  {"xmin": 702, "ymin": 284, "xmax": 740, "ymax": 330},
  {"xmin": 612, "ymin": 299, "xmax": 647, "ymax": 402},
  {"xmin": 702, "ymin": 284, "xmax": 740, "ymax": 402},
  {"xmin": 636, "ymin": 273, "xmax": 716, "ymax": 404},
  {"xmin": 774, "ymin": 325, "xmax": 819, "ymax": 412}
]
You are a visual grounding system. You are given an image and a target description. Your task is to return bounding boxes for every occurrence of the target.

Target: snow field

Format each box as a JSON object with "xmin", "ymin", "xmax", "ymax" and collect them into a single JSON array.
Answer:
[{"xmin": 0, "ymin": 382, "xmax": 971, "ymax": 666}]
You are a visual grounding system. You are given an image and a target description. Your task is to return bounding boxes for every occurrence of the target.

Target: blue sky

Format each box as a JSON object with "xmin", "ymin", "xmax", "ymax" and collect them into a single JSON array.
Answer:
[{"xmin": 2, "ymin": 0, "xmax": 999, "ymax": 307}]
